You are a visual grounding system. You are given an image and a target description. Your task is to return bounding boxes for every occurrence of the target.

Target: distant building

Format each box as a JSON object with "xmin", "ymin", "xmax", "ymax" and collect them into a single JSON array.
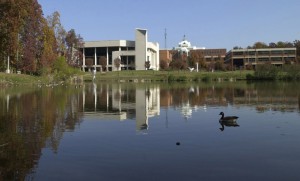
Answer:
[
  {"xmin": 225, "ymin": 48, "xmax": 297, "ymax": 69},
  {"xmin": 81, "ymin": 28, "xmax": 159, "ymax": 72},
  {"xmin": 159, "ymin": 36, "xmax": 226, "ymax": 69},
  {"xmin": 190, "ymin": 49, "xmax": 227, "ymax": 65},
  {"xmin": 173, "ymin": 35, "xmax": 205, "ymax": 56}
]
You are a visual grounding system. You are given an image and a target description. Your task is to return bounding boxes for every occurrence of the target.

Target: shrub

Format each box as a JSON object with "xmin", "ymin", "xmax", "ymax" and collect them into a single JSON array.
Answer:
[
  {"xmin": 177, "ymin": 75, "xmax": 187, "ymax": 81},
  {"xmin": 282, "ymin": 64, "xmax": 300, "ymax": 80},
  {"xmin": 246, "ymin": 73, "xmax": 254, "ymax": 80},
  {"xmin": 202, "ymin": 76, "xmax": 210, "ymax": 82},
  {"xmin": 168, "ymin": 75, "xmax": 176, "ymax": 82},
  {"xmin": 254, "ymin": 64, "xmax": 279, "ymax": 80},
  {"xmin": 53, "ymin": 56, "xmax": 81, "ymax": 81}
]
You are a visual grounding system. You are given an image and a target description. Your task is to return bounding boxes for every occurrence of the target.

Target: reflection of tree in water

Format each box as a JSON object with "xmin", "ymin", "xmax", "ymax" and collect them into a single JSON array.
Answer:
[{"xmin": 0, "ymin": 86, "xmax": 83, "ymax": 180}]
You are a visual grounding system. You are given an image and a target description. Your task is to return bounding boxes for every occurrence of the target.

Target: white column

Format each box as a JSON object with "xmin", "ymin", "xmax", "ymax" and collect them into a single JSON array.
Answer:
[
  {"xmin": 6, "ymin": 56, "xmax": 10, "ymax": 74},
  {"xmin": 107, "ymin": 85, "xmax": 109, "ymax": 111},
  {"xmin": 83, "ymin": 48, "xmax": 86, "ymax": 71},
  {"xmin": 94, "ymin": 47, "xmax": 97, "ymax": 68},
  {"xmin": 82, "ymin": 88, "xmax": 85, "ymax": 111},
  {"xmin": 93, "ymin": 83, "xmax": 97, "ymax": 111},
  {"xmin": 6, "ymin": 94, "xmax": 10, "ymax": 112},
  {"xmin": 126, "ymin": 56, "xmax": 128, "ymax": 70},
  {"xmin": 106, "ymin": 47, "xmax": 109, "ymax": 71}
]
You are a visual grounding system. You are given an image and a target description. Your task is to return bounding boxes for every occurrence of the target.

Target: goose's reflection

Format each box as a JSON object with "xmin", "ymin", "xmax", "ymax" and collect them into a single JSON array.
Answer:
[{"xmin": 219, "ymin": 112, "xmax": 239, "ymax": 131}]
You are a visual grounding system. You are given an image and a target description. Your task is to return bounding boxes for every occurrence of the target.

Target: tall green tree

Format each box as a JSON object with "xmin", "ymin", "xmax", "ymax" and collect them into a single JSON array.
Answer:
[
  {"xmin": 39, "ymin": 18, "xmax": 57, "ymax": 75},
  {"xmin": 294, "ymin": 40, "xmax": 300, "ymax": 63},
  {"xmin": 0, "ymin": 0, "xmax": 86, "ymax": 75},
  {"xmin": 0, "ymin": 0, "xmax": 59, "ymax": 74},
  {"xmin": 0, "ymin": 0, "xmax": 24, "ymax": 70},
  {"xmin": 47, "ymin": 11, "xmax": 66, "ymax": 56},
  {"xmin": 21, "ymin": 0, "xmax": 45, "ymax": 73},
  {"xmin": 252, "ymin": 42, "xmax": 268, "ymax": 49},
  {"xmin": 65, "ymin": 29, "xmax": 84, "ymax": 67}
]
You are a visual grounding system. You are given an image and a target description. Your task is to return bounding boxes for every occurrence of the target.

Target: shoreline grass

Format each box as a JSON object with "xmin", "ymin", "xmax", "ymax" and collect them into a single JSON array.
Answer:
[
  {"xmin": 84, "ymin": 70, "xmax": 253, "ymax": 82},
  {"xmin": 0, "ymin": 70, "xmax": 255, "ymax": 86}
]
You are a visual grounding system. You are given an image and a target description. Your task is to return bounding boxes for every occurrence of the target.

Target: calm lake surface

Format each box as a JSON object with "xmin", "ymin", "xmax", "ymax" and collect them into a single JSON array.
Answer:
[{"xmin": 1, "ymin": 81, "xmax": 300, "ymax": 181}]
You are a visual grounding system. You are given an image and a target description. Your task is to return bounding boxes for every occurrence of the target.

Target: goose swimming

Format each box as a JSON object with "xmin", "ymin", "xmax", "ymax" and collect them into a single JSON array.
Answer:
[
  {"xmin": 219, "ymin": 112, "xmax": 238, "ymax": 121},
  {"xmin": 219, "ymin": 112, "xmax": 239, "ymax": 131}
]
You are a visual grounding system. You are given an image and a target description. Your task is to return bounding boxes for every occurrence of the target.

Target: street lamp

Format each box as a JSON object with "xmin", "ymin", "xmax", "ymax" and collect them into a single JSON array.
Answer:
[{"xmin": 6, "ymin": 56, "xmax": 10, "ymax": 74}]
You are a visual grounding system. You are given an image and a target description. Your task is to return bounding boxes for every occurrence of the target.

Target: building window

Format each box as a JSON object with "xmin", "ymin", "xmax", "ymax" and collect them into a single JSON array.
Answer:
[
  {"xmin": 248, "ymin": 51, "xmax": 256, "ymax": 55},
  {"xmin": 284, "ymin": 50, "xmax": 295, "ymax": 55},
  {"xmin": 258, "ymin": 51, "xmax": 269, "ymax": 55},
  {"xmin": 258, "ymin": 58, "xmax": 269, "ymax": 62},
  {"xmin": 233, "ymin": 51, "xmax": 244, "ymax": 56},
  {"xmin": 249, "ymin": 58, "xmax": 255, "ymax": 62},
  {"xmin": 271, "ymin": 57, "xmax": 282, "ymax": 62}
]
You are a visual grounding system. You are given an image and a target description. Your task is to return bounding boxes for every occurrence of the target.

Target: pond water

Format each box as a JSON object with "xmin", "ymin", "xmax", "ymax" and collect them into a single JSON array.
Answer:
[{"xmin": 1, "ymin": 81, "xmax": 300, "ymax": 181}]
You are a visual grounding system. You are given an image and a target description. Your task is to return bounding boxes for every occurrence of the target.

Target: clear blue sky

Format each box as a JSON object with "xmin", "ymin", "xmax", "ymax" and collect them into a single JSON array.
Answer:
[{"xmin": 38, "ymin": 0, "xmax": 300, "ymax": 50}]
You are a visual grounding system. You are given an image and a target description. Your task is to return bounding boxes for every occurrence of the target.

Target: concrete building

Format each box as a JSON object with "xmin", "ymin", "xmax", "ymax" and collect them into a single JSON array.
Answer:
[
  {"xmin": 225, "ymin": 48, "xmax": 297, "ymax": 69},
  {"xmin": 81, "ymin": 28, "xmax": 159, "ymax": 72}
]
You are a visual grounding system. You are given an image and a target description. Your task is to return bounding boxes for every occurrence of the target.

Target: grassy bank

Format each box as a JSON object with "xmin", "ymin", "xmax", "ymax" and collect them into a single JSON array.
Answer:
[
  {"xmin": 0, "ymin": 72, "xmax": 46, "ymax": 86},
  {"xmin": 84, "ymin": 70, "xmax": 253, "ymax": 82},
  {"xmin": 1, "ymin": 70, "xmax": 253, "ymax": 86}
]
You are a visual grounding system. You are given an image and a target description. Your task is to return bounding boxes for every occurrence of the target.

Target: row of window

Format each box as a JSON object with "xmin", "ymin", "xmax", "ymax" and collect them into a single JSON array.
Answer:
[
  {"xmin": 190, "ymin": 49, "xmax": 226, "ymax": 56},
  {"xmin": 243, "ymin": 57, "xmax": 295, "ymax": 62},
  {"xmin": 83, "ymin": 47, "xmax": 135, "ymax": 57},
  {"xmin": 232, "ymin": 50, "xmax": 295, "ymax": 56},
  {"xmin": 84, "ymin": 56, "xmax": 135, "ymax": 65}
]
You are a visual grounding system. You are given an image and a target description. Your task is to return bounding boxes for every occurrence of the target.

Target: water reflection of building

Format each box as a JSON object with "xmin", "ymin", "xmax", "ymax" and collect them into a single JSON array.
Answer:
[
  {"xmin": 82, "ymin": 84, "xmax": 160, "ymax": 131},
  {"xmin": 159, "ymin": 84, "xmax": 300, "ymax": 113}
]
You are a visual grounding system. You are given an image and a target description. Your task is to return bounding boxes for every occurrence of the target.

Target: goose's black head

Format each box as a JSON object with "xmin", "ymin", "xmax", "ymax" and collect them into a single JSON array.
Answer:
[{"xmin": 219, "ymin": 112, "xmax": 224, "ymax": 116}]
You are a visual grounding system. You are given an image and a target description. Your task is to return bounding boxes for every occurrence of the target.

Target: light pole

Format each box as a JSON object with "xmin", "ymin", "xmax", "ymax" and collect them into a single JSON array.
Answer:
[{"xmin": 6, "ymin": 56, "xmax": 10, "ymax": 74}]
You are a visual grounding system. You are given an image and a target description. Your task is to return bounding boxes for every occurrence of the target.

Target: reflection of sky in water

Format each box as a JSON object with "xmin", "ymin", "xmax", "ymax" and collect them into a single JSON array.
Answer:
[
  {"xmin": 34, "ymin": 105, "xmax": 300, "ymax": 181},
  {"xmin": 2, "ymin": 82, "xmax": 300, "ymax": 181}
]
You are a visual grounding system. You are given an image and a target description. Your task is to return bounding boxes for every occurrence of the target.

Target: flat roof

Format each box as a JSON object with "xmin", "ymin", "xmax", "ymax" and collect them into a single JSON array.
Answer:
[
  {"xmin": 84, "ymin": 40, "xmax": 135, "ymax": 48},
  {"xmin": 229, "ymin": 48, "xmax": 296, "ymax": 52}
]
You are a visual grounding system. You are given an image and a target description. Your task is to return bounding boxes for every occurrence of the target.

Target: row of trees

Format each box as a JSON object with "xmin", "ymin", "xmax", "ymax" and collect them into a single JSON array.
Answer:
[
  {"xmin": 160, "ymin": 51, "xmax": 227, "ymax": 71},
  {"xmin": 0, "ymin": 0, "xmax": 83, "ymax": 75},
  {"xmin": 233, "ymin": 40, "xmax": 300, "ymax": 50}
]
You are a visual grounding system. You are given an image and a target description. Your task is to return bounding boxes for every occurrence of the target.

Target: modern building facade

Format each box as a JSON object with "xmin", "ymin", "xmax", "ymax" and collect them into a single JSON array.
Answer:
[
  {"xmin": 225, "ymin": 48, "xmax": 297, "ymax": 69},
  {"xmin": 81, "ymin": 29, "xmax": 159, "ymax": 72}
]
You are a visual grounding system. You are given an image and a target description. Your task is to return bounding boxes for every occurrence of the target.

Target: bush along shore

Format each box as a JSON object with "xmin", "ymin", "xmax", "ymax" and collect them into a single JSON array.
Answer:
[
  {"xmin": 2, "ymin": 64, "xmax": 300, "ymax": 86},
  {"xmin": 246, "ymin": 64, "xmax": 300, "ymax": 81},
  {"xmin": 83, "ymin": 65, "xmax": 300, "ymax": 82},
  {"xmin": 82, "ymin": 70, "xmax": 252, "ymax": 83}
]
